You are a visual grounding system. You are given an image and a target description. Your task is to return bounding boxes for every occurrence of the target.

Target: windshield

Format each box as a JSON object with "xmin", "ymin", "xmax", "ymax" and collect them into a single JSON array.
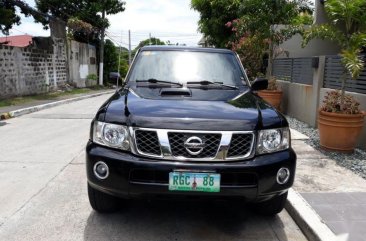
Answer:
[{"xmin": 128, "ymin": 50, "xmax": 245, "ymax": 86}]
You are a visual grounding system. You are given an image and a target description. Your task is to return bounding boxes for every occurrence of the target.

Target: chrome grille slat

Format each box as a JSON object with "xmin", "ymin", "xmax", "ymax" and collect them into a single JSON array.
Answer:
[{"xmin": 131, "ymin": 128, "xmax": 255, "ymax": 162}]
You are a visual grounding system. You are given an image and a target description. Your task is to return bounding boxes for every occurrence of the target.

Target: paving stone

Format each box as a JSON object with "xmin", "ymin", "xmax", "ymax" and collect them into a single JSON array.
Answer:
[
  {"xmin": 327, "ymin": 221, "xmax": 366, "ymax": 241},
  {"xmin": 301, "ymin": 192, "xmax": 366, "ymax": 241}
]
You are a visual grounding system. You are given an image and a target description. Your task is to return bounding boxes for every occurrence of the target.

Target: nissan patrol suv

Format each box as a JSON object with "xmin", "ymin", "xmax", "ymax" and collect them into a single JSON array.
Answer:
[{"xmin": 86, "ymin": 46, "xmax": 296, "ymax": 215}]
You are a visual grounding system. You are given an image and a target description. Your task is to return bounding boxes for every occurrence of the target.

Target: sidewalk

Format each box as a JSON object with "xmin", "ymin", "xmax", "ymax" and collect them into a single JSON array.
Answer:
[
  {"xmin": 0, "ymin": 89, "xmax": 115, "ymax": 119},
  {"xmin": 0, "ymin": 89, "xmax": 114, "ymax": 115},
  {"xmin": 291, "ymin": 129, "xmax": 366, "ymax": 241}
]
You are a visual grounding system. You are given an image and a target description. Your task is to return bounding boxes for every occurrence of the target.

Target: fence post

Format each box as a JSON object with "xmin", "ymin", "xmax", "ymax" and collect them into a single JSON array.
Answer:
[
  {"xmin": 311, "ymin": 56, "xmax": 325, "ymax": 127},
  {"xmin": 290, "ymin": 58, "xmax": 294, "ymax": 82}
]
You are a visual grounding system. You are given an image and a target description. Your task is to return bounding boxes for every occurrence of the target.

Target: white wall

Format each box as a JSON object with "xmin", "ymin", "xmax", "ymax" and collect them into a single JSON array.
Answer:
[{"xmin": 68, "ymin": 40, "xmax": 97, "ymax": 87}]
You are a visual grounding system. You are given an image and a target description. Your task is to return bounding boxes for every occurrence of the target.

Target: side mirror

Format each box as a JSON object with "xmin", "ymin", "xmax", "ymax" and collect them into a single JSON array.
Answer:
[{"xmin": 251, "ymin": 78, "xmax": 268, "ymax": 91}]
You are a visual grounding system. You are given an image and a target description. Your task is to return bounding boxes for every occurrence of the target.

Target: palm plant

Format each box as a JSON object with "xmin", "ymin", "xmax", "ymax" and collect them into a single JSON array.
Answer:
[{"xmin": 302, "ymin": 0, "xmax": 366, "ymax": 112}]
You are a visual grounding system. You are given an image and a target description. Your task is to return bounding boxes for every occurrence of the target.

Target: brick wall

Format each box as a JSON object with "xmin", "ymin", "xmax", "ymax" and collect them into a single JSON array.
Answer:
[{"xmin": 0, "ymin": 37, "xmax": 67, "ymax": 98}]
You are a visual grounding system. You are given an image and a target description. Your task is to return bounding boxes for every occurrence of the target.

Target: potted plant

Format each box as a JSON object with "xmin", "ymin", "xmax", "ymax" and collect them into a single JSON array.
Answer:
[
  {"xmin": 302, "ymin": 0, "xmax": 366, "ymax": 152},
  {"xmin": 318, "ymin": 91, "xmax": 364, "ymax": 152},
  {"xmin": 257, "ymin": 76, "xmax": 283, "ymax": 110}
]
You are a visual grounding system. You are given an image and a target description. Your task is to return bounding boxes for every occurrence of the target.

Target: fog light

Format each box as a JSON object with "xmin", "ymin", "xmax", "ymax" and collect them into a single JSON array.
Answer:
[
  {"xmin": 276, "ymin": 167, "xmax": 290, "ymax": 185},
  {"xmin": 93, "ymin": 161, "xmax": 109, "ymax": 180}
]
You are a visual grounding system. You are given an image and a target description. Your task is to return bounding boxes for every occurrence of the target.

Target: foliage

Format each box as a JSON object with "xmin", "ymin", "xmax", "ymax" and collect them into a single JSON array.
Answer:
[
  {"xmin": 103, "ymin": 39, "xmax": 119, "ymax": 81},
  {"xmin": 0, "ymin": 0, "xmax": 34, "ymax": 35},
  {"xmin": 321, "ymin": 91, "xmax": 361, "ymax": 114},
  {"xmin": 292, "ymin": 12, "xmax": 314, "ymax": 25},
  {"xmin": 118, "ymin": 50, "xmax": 129, "ymax": 78},
  {"xmin": 0, "ymin": 0, "xmax": 20, "ymax": 35},
  {"xmin": 35, "ymin": 0, "xmax": 125, "ymax": 43},
  {"xmin": 230, "ymin": 33, "xmax": 267, "ymax": 79},
  {"xmin": 267, "ymin": 76, "xmax": 279, "ymax": 91},
  {"xmin": 135, "ymin": 37, "xmax": 166, "ymax": 49},
  {"xmin": 191, "ymin": 0, "xmax": 240, "ymax": 47},
  {"xmin": 86, "ymin": 74, "xmax": 98, "ymax": 81},
  {"xmin": 302, "ymin": 0, "xmax": 366, "ymax": 113},
  {"xmin": 67, "ymin": 17, "xmax": 94, "ymax": 37},
  {"xmin": 227, "ymin": 0, "xmax": 312, "ymax": 79}
]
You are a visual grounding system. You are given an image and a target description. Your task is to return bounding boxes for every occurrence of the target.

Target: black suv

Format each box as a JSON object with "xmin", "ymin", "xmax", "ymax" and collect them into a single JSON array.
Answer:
[{"xmin": 86, "ymin": 46, "xmax": 296, "ymax": 215}]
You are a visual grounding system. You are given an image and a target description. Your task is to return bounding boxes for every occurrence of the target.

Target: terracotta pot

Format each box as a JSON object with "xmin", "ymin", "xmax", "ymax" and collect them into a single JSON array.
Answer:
[
  {"xmin": 318, "ymin": 110, "xmax": 365, "ymax": 153},
  {"xmin": 257, "ymin": 90, "xmax": 283, "ymax": 110}
]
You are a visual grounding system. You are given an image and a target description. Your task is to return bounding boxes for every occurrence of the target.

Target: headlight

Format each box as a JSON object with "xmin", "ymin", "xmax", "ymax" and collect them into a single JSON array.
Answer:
[
  {"xmin": 93, "ymin": 121, "xmax": 130, "ymax": 150},
  {"xmin": 257, "ymin": 128, "xmax": 290, "ymax": 154}
]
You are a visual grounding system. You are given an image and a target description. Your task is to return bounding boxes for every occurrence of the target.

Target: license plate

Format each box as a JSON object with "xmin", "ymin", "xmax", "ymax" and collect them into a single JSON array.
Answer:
[{"xmin": 169, "ymin": 172, "xmax": 220, "ymax": 192}]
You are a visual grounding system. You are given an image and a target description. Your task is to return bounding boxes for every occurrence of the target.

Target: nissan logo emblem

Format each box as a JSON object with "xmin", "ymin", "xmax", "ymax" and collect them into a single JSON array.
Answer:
[{"xmin": 184, "ymin": 136, "xmax": 206, "ymax": 155}]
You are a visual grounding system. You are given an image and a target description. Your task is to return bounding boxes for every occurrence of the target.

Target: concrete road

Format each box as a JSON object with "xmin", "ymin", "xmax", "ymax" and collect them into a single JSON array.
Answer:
[{"xmin": 0, "ymin": 94, "xmax": 307, "ymax": 241}]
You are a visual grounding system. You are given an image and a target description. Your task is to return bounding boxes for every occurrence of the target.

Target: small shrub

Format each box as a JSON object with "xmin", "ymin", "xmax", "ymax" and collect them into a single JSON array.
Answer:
[
  {"xmin": 321, "ymin": 90, "xmax": 361, "ymax": 114},
  {"xmin": 87, "ymin": 74, "xmax": 98, "ymax": 81}
]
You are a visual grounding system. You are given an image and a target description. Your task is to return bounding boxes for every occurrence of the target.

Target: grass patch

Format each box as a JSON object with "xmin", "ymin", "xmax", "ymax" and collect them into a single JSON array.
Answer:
[{"xmin": 0, "ymin": 87, "xmax": 109, "ymax": 108}]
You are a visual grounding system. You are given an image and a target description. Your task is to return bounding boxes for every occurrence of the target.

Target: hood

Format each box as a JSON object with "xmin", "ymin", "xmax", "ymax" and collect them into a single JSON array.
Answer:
[{"xmin": 97, "ymin": 88, "xmax": 287, "ymax": 131}]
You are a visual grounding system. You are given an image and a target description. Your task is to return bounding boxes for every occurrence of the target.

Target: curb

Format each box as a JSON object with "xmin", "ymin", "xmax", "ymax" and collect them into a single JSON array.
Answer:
[
  {"xmin": 286, "ymin": 188, "xmax": 337, "ymax": 241},
  {"xmin": 2, "ymin": 90, "xmax": 115, "ymax": 119}
]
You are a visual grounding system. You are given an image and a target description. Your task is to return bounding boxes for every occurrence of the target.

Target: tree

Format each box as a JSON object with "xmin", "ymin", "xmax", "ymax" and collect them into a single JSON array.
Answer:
[
  {"xmin": 191, "ymin": 0, "xmax": 240, "ymax": 48},
  {"xmin": 103, "ymin": 39, "xmax": 119, "ymax": 81},
  {"xmin": 118, "ymin": 51, "xmax": 129, "ymax": 79},
  {"xmin": 135, "ymin": 37, "xmax": 166, "ymax": 49},
  {"xmin": 302, "ymin": 0, "xmax": 366, "ymax": 111},
  {"xmin": 0, "ymin": 1, "xmax": 20, "ymax": 35},
  {"xmin": 227, "ymin": 0, "xmax": 313, "ymax": 78},
  {"xmin": 0, "ymin": 0, "xmax": 35, "ymax": 35},
  {"xmin": 35, "ymin": 0, "xmax": 125, "ymax": 42}
]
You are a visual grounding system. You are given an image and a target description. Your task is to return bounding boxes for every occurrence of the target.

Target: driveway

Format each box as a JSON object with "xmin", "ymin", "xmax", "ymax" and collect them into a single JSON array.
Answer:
[{"xmin": 0, "ymin": 94, "xmax": 307, "ymax": 241}]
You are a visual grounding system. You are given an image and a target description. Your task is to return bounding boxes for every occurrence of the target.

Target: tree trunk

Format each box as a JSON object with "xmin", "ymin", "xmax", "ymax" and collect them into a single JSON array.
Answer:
[{"xmin": 340, "ymin": 71, "xmax": 347, "ymax": 111}]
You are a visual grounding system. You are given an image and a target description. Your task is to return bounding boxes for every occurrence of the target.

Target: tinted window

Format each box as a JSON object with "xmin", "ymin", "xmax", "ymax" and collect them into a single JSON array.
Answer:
[{"xmin": 128, "ymin": 50, "xmax": 245, "ymax": 86}]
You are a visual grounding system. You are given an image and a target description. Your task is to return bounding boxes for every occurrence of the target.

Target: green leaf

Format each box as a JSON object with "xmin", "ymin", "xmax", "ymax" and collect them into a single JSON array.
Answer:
[{"xmin": 340, "ymin": 49, "xmax": 365, "ymax": 80}]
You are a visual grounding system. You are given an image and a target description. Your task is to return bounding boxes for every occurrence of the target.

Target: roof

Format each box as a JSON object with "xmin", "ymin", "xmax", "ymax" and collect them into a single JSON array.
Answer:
[
  {"xmin": 0, "ymin": 35, "xmax": 33, "ymax": 47},
  {"xmin": 140, "ymin": 45, "xmax": 234, "ymax": 54}
]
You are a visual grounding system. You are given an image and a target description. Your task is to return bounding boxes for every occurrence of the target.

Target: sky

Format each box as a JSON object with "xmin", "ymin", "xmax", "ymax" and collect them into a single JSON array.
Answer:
[{"xmin": 2, "ymin": 0, "xmax": 202, "ymax": 47}]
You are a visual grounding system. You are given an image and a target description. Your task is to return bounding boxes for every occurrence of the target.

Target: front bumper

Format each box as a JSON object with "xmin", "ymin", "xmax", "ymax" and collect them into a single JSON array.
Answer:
[{"xmin": 86, "ymin": 141, "xmax": 296, "ymax": 202}]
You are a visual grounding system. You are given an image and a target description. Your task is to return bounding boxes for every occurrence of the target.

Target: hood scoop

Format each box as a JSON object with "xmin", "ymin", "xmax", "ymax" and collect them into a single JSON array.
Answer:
[{"xmin": 160, "ymin": 88, "xmax": 192, "ymax": 97}]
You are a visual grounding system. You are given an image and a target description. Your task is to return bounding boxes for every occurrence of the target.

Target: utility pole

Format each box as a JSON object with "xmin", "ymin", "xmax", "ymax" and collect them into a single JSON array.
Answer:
[
  {"xmin": 128, "ymin": 30, "xmax": 132, "ymax": 65},
  {"xmin": 99, "ymin": 10, "xmax": 106, "ymax": 86},
  {"xmin": 149, "ymin": 33, "xmax": 152, "ymax": 45}
]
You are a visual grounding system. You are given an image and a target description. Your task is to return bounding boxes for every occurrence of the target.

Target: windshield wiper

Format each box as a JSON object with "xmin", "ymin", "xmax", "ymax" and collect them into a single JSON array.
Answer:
[
  {"xmin": 186, "ymin": 80, "xmax": 239, "ymax": 90},
  {"xmin": 136, "ymin": 78, "xmax": 183, "ymax": 87}
]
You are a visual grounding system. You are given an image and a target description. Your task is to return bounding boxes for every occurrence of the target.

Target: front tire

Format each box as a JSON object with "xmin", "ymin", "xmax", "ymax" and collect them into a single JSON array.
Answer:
[
  {"xmin": 255, "ymin": 191, "xmax": 288, "ymax": 216},
  {"xmin": 88, "ymin": 183, "xmax": 119, "ymax": 213}
]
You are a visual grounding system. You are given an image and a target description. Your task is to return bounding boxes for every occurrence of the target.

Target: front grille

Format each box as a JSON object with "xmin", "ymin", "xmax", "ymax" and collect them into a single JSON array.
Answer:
[
  {"xmin": 135, "ymin": 130, "xmax": 161, "ymax": 156},
  {"xmin": 168, "ymin": 133, "xmax": 221, "ymax": 158},
  {"xmin": 227, "ymin": 134, "xmax": 254, "ymax": 158}
]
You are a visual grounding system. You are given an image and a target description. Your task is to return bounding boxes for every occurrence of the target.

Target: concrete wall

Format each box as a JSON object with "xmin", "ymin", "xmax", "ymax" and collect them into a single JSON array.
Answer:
[
  {"xmin": 0, "ymin": 37, "xmax": 67, "ymax": 98},
  {"xmin": 275, "ymin": 0, "xmax": 341, "ymax": 59},
  {"xmin": 275, "ymin": 24, "xmax": 340, "ymax": 58},
  {"xmin": 314, "ymin": 0, "xmax": 329, "ymax": 24},
  {"xmin": 278, "ymin": 34, "xmax": 340, "ymax": 58},
  {"xmin": 68, "ymin": 40, "xmax": 97, "ymax": 87},
  {"xmin": 278, "ymin": 81, "xmax": 316, "ymax": 126}
]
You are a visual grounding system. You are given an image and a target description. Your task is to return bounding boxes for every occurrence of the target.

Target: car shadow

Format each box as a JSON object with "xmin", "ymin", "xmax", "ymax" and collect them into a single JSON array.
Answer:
[
  {"xmin": 83, "ymin": 200, "xmax": 289, "ymax": 241},
  {"xmin": 0, "ymin": 121, "xmax": 8, "ymax": 127}
]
